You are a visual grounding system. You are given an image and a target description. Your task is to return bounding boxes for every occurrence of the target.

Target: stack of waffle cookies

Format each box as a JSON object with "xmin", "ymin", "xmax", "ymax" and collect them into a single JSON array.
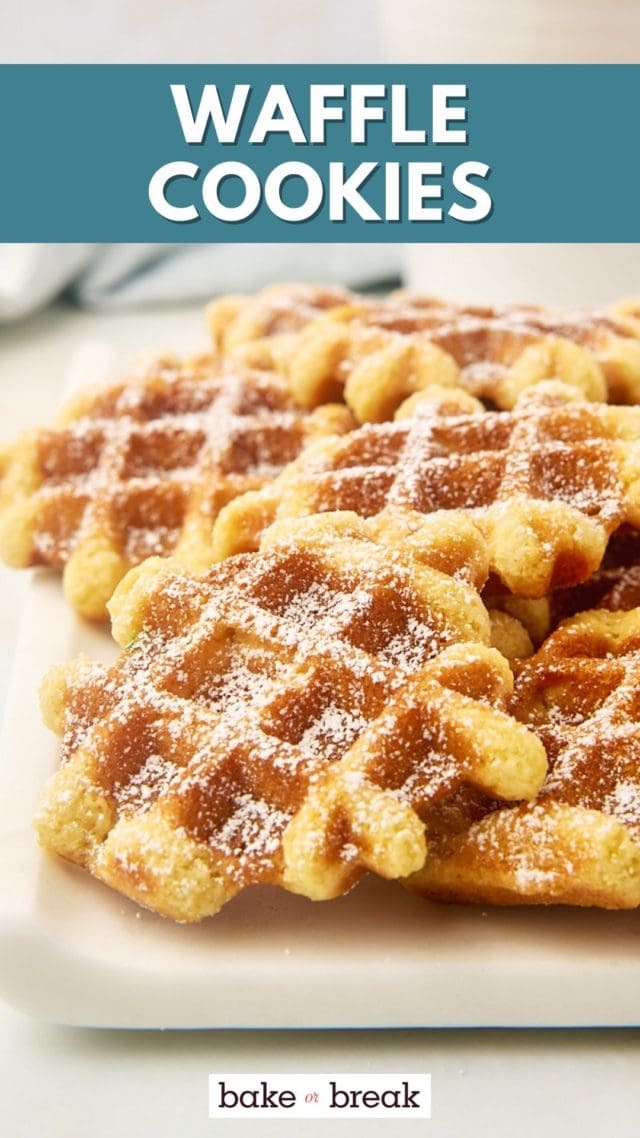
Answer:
[{"xmin": 4, "ymin": 283, "xmax": 640, "ymax": 920}]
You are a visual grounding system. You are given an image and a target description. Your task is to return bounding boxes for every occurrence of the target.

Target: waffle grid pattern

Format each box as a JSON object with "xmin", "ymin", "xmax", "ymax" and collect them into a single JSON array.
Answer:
[
  {"xmin": 213, "ymin": 385, "xmax": 640, "ymax": 598},
  {"xmin": 406, "ymin": 609, "xmax": 640, "ymax": 907},
  {"xmin": 211, "ymin": 287, "xmax": 640, "ymax": 420},
  {"xmin": 35, "ymin": 518, "xmax": 546, "ymax": 920},
  {"xmin": 18, "ymin": 284, "xmax": 640, "ymax": 918},
  {"xmin": 0, "ymin": 354, "xmax": 352, "ymax": 617}
]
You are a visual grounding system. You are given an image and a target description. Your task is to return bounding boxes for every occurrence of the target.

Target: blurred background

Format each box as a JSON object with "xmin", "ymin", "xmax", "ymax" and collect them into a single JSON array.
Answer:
[{"xmin": 0, "ymin": 0, "xmax": 398, "ymax": 326}]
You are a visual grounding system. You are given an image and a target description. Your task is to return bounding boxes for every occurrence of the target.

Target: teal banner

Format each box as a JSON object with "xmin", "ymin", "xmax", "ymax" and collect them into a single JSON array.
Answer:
[{"xmin": 0, "ymin": 64, "xmax": 638, "ymax": 241}]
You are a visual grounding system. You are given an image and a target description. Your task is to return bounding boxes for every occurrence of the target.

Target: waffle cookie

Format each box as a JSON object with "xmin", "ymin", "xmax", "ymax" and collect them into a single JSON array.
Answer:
[
  {"xmin": 207, "ymin": 283, "xmax": 356, "ymax": 373},
  {"xmin": 484, "ymin": 527, "xmax": 640, "ymax": 650},
  {"xmin": 215, "ymin": 290, "xmax": 640, "ymax": 420},
  {"xmin": 212, "ymin": 383, "xmax": 640, "ymax": 598},
  {"xmin": 34, "ymin": 512, "xmax": 546, "ymax": 921},
  {"xmin": 0, "ymin": 353, "xmax": 353, "ymax": 619},
  {"xmin": 406, "ymin": 608, "xmax": 640, "ymax": 908}
]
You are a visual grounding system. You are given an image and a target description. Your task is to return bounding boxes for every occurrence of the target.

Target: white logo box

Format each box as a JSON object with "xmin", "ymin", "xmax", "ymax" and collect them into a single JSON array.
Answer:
[{"xmin": 209, "ymin": 1074, "xmax": 431, "ymax": 1119}]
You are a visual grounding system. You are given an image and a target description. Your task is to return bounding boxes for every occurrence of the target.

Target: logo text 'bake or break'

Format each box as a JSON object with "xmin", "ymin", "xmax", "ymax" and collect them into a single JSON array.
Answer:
[{"xmin": 208, "ymin": 1073, "xmax": 432, "ymax": 1119}]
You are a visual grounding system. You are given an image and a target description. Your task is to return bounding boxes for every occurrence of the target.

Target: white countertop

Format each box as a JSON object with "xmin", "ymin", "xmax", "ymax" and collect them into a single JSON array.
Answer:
[{"xmin": 1, "ymin": 302, "xmax": 639, "ymax": 1138}]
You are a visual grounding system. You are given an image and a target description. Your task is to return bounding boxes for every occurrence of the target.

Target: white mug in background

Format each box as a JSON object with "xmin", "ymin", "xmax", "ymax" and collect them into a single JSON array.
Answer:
[
  {"xmin": 402, "ymin": 246, "xmax": 640, "ymax": 310},
  {"xmin": 378, "ymin": 0, "xmax": 640, "ymax": 65},
  {"xmin": 378, "ymin": 0, "xmax": 640, "ymax": 306}
]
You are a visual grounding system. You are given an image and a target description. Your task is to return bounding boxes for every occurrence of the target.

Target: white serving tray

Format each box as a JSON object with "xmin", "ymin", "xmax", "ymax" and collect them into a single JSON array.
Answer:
[{"xmin": 0, "ymin": 346, "xmax": 639, "ymax": 1029}]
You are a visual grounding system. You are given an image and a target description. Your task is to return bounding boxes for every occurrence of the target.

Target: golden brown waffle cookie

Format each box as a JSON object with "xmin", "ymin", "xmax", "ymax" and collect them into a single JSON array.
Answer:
[
  {"xmin": 406, "ymin": 608, "xmax": 640, "ymax": 908},
  {"xmin": 547, "ymin": 527, "xmax": 640, "ymax": 626},
  {"xmin": 485, "ymin": 527, "xmax": 640, "ymax": 649},
  {"xmin": 212, "ymin": 383, "xmax": 640, "ymax": 598},
  {"xmin": 224, "ymin": 291, "xmax": 640, "ymax": 420},
  {"xmin": 487, "ymin": 609, "xmax": 534, "ymax": 662},
  {"xmin": 207, "ymin": 283, "xmax": 357, "ymax": 375},
  {"xmin": 0, "ymin": 353, "xmax": 353, "ymax": 619},
  {"xmin": 34, "ymin": 512, "xmax": 546, "ymax": 922},
  {"xmin": 607, "ymin": 296, "xmax": 640, "ymax": 339}
]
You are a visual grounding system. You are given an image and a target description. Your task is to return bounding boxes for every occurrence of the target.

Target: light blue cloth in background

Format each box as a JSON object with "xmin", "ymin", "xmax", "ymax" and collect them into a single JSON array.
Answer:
[{"xmin": 0, "ymin": 244, "xmax": 402, "ymax": 324}]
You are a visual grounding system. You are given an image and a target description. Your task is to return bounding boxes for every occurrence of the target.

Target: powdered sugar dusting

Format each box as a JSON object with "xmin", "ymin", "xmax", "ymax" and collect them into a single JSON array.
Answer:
[
  {"xmin": 299, "ymin": 705, "xmax": 369, "ymax": 760},
  {"xmin": 295, "ymin": 389, "xmax": 629, "ymax": 579},
  {"xmin": 605, "ymin": 780, "xmax": 640, "ymax": 833},
  {"xmin": 46, "ymin": 518, "xmax": 499, "ymax": 913},
  {"xmin": 115, "ymin": 752, "xmax": 183, "ymax": 812},
  {"xmin": 21, "ymin": 356, "xmax": 328, "ymax": 570},
  {"xmin": 213, "ymin": 794, "xmax": 293, "ymax": 872}
]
